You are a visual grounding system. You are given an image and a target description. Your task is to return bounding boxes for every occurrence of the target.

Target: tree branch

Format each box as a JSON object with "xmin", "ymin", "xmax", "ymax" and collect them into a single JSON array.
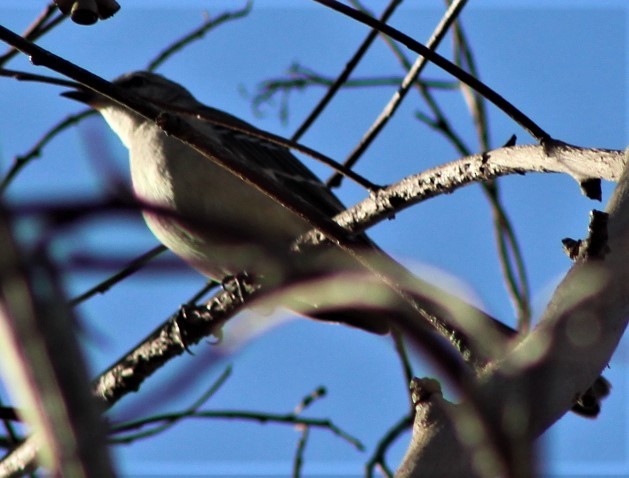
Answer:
[
  {"xmin": 300, "ymin": 143, "xmax": 625, "ymax": 247},
  {"xmin": 396, "ymin": 151, "xmax": 629, "ymax": 477}
]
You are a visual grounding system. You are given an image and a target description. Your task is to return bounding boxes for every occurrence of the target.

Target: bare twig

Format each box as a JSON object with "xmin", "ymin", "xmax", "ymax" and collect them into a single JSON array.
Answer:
[
  {"xmin": 327, "ymin": 0, "xmax": 469, "ymax": 187},
  {"xmin": 293, "ymin": 426, "xmax": 309, "ymax": 478},
  {"xmin": 291, "ymin": 0, "xmax": 404, "ymax": 142},
  {"xmin": 366, "ymin": 413, "xmax": 412, "ymax": 478},
  {"xmin": 450, "ymin": 16, "xmax": 532, "ymax": 330},
  {"xmin": 146, "ymin": 1, "xmax": 253, "ymax": 71},
  {"xmin": 0, "ymin": 110, "xmax": 93, "ymax": 194},
  {"xmin": 68, "ymin": 246, "xmax": 166, "ymax": 306},
  {"xmin": 0, "ymin": 3, "xmax": 65, "ymax": 66},
  {"xmin": 109, "ymin": 366, "xmax": 232, "ymax": 443},
  {"xmin": 252, "ymin": 65, "xmax": 456, "ymax": 116},
  {"xmin": 312, "ymin": 0, "xmax": 550, "ymax": 142},
  {"xmin": 294, "ymin": 386, "xmax": 326, "ymax": 414}
]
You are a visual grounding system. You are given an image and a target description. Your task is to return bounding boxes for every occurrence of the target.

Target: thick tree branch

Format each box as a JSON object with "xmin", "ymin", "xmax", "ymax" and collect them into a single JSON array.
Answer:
[
  {"xmin": 396, "ymin": 150, "xmax": 629, "ymax": 477},
  {"xmin": 300, "ymin": 143, "xmax": 625, "ymax": 247}
]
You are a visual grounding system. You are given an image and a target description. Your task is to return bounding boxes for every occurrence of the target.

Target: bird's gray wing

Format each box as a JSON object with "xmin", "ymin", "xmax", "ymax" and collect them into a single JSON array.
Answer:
[{"xmin": 192, "ymin": 106, "xmax": 348, "ymax": 221}]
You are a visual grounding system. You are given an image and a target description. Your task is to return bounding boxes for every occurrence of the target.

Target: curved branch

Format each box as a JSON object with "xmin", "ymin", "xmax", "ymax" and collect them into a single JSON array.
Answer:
[
  {"xmin": 300, "ymin": 143, "xmax": 626, "ymax": 247},
  {"xmin": 397, "ymin": 153, "xmax": 629, "ymax": 477}
]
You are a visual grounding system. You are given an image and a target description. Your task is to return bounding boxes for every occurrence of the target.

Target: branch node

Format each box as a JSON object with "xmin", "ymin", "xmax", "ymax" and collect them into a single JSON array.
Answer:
[
  {"xmin": 410, "ymin": 377, "xmax": 442, "ymax": 406},
  {"xmin": 562, "ymin": 210, "xmax": 610, "ymax": 262}
]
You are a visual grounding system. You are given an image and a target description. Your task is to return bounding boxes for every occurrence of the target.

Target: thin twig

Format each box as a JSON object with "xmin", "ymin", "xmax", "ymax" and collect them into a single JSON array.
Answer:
[
  {"xmin": 109, "ymin": 366, "xmax": 232, "ymax": 443},
  {"xmin": 112, "ymin": 409, "xmax": 365, "ymax": 451},
  {"xmin": 294, "ymin": 386, "xmax": 326, "ymax": 414},
  {"xmin": 0, "ymin": 110, "xmax": 93, "ymax": 194},
  {"xmin": 69, "ymin": 246, "xmax": 166, "ymax": 306},
  {"xmin": 147, "ymin": 1, "xmax": 253, "ymax": 71},
  {"xmin": 253, "ymin": 67, "xmax": 456, "ymax": 111},
  {"xmin": 0, "ymin": 3, "xmax": 65, "ymax": 66},
  {"xmin": 0, "ymin": 68, "xmax": 79, "ymax": 87},
  {"xmin": 451, "ymin": 17, "xmax": 531, "ymax": 329},
  {"xmin": 365, "ymin": 413, "xmax": 413, "ymax": 478},
  {"xmin": 312, "ymin": 0, "xmax": 550, "ymax": 142},
  {"xmin": 292, "ymin": 426, "xmax": 309, "ymax": 478},
  {"xmin": 328, "ymin": 0, "xmax": 469, "ymax": 187},
  {"xmin": 291, "ymin": 0, "xmax": 404, "ymax": 142}
]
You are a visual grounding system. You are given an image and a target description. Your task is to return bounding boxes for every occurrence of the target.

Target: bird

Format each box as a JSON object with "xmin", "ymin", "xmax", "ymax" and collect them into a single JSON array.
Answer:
[
  {"xmin": 62, "ymin": 71, "xmax": 397, "ymax": 334},
  {"xmin": 62, "ymin": 71, "xmax": 609, "ymax": 416}
]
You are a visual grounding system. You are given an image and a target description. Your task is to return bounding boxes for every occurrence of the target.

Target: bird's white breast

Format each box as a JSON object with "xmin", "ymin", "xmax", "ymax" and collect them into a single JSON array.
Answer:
[{"xmin": 102, "ymin": 109, "xmax": 308, "ymax": 279}]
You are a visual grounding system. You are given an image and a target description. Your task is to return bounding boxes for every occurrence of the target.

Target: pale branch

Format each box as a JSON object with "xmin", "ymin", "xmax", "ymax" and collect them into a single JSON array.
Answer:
[
  {"xmin": 300, "ymin": 143, "xmax": 626, "ymax": 247},
  {"xmin": 396, "ymin": 153, "xmax": 629, "ymax": 477}
]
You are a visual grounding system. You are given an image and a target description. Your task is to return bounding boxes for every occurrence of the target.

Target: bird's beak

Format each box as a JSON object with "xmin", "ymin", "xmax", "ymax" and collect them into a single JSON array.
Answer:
[{"xmin": 60, "ymin": 88, "xmax": 103, "ymax": 106}]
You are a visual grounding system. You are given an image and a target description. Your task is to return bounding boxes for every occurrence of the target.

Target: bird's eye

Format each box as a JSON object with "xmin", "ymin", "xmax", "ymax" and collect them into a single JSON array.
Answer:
[{"xmin": 119, "ymin": 75, "xmax": 146, "ymax": 89}]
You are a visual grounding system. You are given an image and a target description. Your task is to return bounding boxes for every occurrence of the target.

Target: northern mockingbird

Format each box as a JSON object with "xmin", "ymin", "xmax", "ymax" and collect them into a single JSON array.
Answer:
[
  {"xmin": 63, "ymin": 71, "xmax": 397, "ymax": 333},
  {"xmin": 62, "ymin": 71, "xmax": 609, "ymax": 416}
]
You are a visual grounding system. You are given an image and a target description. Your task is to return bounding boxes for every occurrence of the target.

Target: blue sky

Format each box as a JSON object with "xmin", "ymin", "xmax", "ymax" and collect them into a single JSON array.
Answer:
[{"xmin": 0, "ymin": 1, "xmax": 627, "ymax": 476}]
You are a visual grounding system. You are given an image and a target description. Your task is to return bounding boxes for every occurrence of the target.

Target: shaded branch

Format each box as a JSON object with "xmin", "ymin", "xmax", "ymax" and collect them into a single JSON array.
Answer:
[
  {"xmin": 0, "ymin": 3, "xmax": 65, "ymax": 66},
  {"xmin": 0, "ymin": 206, "xmax": 114, "ymax": 477}
]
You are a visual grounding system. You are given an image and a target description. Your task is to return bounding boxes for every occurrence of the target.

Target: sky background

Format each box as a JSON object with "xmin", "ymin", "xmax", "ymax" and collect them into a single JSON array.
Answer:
[{"xmin": 0, "ymin": 0, "xmax": 627, "ymax": 476}]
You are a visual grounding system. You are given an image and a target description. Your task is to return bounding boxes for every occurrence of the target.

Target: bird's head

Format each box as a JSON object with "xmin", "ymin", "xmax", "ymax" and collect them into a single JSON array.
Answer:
[
  {"xmin": 112, "ymin": 71, "xmax": 198, "ymax": 106},
  {"xmin": 62, "ymin": 71, "xmax": 200, "ymax": 147},
  {"xmin": 61, "ymin": 71, "xmax": 198, "ymax": 108}
]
